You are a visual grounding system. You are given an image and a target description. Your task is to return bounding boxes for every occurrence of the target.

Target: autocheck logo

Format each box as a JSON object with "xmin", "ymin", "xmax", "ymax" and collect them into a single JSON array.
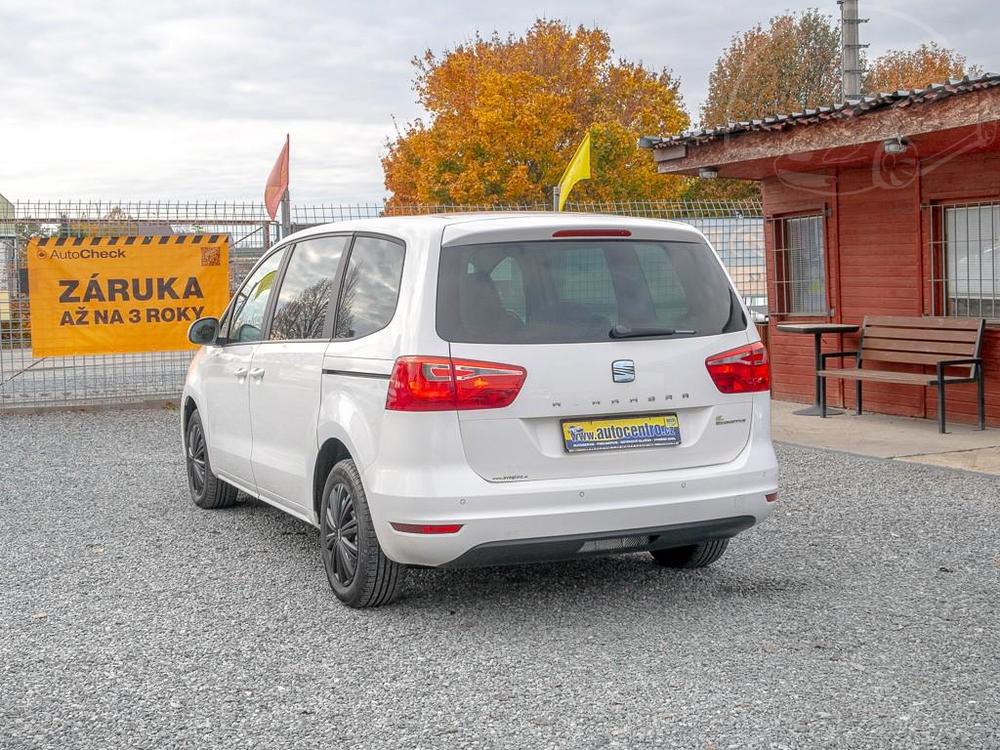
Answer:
[{"xmin": 46, "ymin": 248, "xmax": 127, "ymax": 260}]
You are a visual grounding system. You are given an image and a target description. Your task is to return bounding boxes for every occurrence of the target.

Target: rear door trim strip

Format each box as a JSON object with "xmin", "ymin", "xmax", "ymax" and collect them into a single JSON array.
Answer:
[{"xmin": 322, "ymin": 368, "xmax": 390, "ymax": 380}]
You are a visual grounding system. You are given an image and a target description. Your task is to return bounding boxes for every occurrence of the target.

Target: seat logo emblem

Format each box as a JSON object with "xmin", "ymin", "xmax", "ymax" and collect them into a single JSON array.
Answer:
[{"xmin": 612, "ymin": 360, "xmax": 635, "ymax": 383}]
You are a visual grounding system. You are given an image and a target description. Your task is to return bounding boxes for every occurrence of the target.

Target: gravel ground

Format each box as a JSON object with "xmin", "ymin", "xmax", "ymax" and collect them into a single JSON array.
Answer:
[{"xmin": 1, "ymin": 406, "xmax": 998, "ymax": 749}]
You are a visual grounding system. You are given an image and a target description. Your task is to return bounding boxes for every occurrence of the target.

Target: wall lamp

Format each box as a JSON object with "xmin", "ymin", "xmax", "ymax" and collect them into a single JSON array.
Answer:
[
  {"xmin": 698, "ymin": 166, "xmax": 720, "ymax": 179},
  {"xmin": 883, "ymin": 136, "xmax": 910, "ymax": 155}
]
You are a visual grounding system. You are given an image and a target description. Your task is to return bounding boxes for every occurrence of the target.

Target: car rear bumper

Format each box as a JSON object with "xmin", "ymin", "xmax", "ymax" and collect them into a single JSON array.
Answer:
[
  {"xmin": 364, "ymin": 432, "xmax": 778, "ymax": 568},
  {"xmin": 440, "ymin": 515, "xmax": 756, "ymax": 568}
]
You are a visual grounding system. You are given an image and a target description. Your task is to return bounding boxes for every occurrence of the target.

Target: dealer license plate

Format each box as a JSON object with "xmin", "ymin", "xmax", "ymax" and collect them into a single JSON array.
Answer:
[{"xmin": 561, "ymin": 413, "xmax": 681, "ymax": 453}]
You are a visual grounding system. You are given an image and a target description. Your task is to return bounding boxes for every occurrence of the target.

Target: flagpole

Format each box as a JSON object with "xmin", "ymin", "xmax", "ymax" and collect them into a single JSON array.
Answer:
[
  {"xmin": 280, "ymin": 134, "xmax": 292, "ymax": 237},
  {"xmin": 280, "ymin": 189, "xmax": 291, "ymax": 238}
]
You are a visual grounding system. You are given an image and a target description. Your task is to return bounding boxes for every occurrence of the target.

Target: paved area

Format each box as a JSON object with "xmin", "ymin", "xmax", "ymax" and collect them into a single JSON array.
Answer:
[
  {"xmin": 1, "ymin": 406, "xmax": 998, "ymax": 749},
  {"xmin": 771, "ymin": 399, "xmax": 1000, "ymax": 475}
]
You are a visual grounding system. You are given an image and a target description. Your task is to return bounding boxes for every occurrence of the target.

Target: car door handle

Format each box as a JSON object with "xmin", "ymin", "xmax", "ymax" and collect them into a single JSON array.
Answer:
[
  {"xmin": 249, "ymin": 367, "xmax": 265, "ymax": 381},
  {"xmin": 233, "ymin": 367, "xmax": 248, "ymax": 379}
]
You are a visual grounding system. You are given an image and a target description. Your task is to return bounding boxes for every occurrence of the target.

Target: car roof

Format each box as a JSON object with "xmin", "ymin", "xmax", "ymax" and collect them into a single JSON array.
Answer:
[{"xmin": 280, "ymin": 212, "xmax": 704, "ymax": 246}]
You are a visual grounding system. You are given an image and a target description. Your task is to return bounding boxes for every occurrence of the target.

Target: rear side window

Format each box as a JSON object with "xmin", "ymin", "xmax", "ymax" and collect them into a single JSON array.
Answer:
[
  {"xmin": 334, "ymin": 235, "xmax": 405, "ymax": 339},
  {"xmin": 437, "ymin": 239, "xmax": 744, "ymax": 344}
]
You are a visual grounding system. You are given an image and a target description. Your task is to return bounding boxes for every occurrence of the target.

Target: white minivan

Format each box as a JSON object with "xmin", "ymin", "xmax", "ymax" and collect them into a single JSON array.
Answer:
[{"xmin": 182, "ymin": 214, "xmax": 778, "ymax": 608}]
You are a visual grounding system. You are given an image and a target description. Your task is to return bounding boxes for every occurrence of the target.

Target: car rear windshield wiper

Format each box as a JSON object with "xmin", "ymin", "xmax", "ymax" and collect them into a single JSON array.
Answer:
[{"xmin": 609, "ymin": 325, "xmax": 697, "ymax": 339}]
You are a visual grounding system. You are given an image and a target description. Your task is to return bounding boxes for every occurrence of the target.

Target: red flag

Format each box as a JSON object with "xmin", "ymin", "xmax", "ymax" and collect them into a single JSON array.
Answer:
[{"xmin": 264, "ymin": 135, "xmax": 289, "ymax": 220}]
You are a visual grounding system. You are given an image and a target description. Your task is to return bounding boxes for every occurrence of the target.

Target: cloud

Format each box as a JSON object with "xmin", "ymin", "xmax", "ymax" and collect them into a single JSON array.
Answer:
[{"xmin": 1, "ymin": 0, "xmax": 996, "ymax": 203}]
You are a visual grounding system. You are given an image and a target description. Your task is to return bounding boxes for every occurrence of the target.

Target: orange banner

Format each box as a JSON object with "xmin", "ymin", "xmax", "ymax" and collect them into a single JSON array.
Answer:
[{"xmin": 27, "ymin": 235, "xmax": 229, "ymax": 356}]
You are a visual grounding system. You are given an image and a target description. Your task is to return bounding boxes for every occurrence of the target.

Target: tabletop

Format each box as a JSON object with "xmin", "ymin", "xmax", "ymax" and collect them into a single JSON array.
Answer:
[{"xmin": 776, "ymin": 323, "xmax": 860, "ymax": 335}]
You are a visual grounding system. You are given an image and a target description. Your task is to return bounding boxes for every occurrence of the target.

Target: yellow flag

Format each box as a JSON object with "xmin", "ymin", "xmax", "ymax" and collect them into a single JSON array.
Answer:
[{"xmin": 557, "ymin": 131, "xmax": 591, "ymax": 211}]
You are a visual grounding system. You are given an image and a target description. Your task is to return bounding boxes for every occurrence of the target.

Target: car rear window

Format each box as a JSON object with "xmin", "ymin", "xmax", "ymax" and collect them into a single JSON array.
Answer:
[{"xmin": 437, "ymin": 239, "xmax": 745, "ymax": 344}]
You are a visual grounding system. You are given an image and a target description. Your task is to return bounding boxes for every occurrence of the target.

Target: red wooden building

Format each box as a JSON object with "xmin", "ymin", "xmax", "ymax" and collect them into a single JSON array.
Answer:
[{"xmin": 650, "ymin": 74, "xmax": 1000, "ymax": 426}]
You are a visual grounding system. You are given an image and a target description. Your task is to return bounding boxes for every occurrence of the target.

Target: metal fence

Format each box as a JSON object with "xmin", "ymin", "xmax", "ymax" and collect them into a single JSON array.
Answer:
[{"xmin": 0, "ymin": 199, "xmax": 763, "ymax": 410}]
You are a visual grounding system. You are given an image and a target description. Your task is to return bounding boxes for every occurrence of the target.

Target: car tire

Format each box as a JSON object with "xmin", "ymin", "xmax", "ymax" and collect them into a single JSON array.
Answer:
[
  {"xmin": 320, "ymin": 459, "xmax": 406, "ymax": 608},
  {"xmin": 649, "ymin": 538, "xmax": 729, "ymax": 569},
  {"xmin": 185, "ymin": 410, "xmax": 239, "ymax": 510}
]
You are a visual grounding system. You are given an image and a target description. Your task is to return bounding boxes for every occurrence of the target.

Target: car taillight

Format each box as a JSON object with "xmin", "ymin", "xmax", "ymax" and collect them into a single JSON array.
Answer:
[
  {"xmin": 705, "ymin": 342, "xmax": 770, "ymax": 393},
  {"xmin": 552, "ymin": 228, "xmax": 632, "ymax": 238},
  {"xmin": 385, "ymin": 356, "xmax": 527, "ymax": 411}
]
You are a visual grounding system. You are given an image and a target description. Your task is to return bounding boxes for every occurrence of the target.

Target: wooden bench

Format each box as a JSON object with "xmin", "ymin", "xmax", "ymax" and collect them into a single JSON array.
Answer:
[{"xmin": 817, "ymin": 316, "xmax": 985, "ymax": 433}]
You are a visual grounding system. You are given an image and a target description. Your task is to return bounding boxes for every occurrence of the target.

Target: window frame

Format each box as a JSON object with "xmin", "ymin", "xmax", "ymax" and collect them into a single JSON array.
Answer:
[
  {"xmin": 929, "ymin": 199, "xmax": 1000, "ymax": 320},
  {"xmin": 263, "ymin": 232, "xmax": 354, "ymax": 343},
  {"xmin": 770, "ymin": 211, "xmax": 829, "ymax": 317},
  {"xmin": 331, "ymin": 231, "xmax": 407, "ymax": 341}
]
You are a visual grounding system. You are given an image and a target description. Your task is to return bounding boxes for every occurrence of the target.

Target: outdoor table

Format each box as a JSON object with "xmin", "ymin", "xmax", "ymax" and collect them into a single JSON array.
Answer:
[{"xmin": 776, "ymin": 322, "xmax": 860, "ymax": 416}]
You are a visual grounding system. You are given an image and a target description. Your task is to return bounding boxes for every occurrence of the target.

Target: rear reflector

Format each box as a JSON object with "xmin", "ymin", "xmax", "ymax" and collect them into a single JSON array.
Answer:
[
  {"xmin": 390, "ymin": 522, "xmax": 463, "ymax": 534},
  {"xmin": 385, "ymin": 356, "xmax": 526, "ymax": 411},
  {"xmin": 705, "ymin": 341, "xmax": 770, "ymax": 394},
  {"xmin": 551, "ymin": 228, "xmax": 632, "ymax": 238},
  {"xmin": 766, "ymin": 492, "xmax": 778, "ymax": 503}
]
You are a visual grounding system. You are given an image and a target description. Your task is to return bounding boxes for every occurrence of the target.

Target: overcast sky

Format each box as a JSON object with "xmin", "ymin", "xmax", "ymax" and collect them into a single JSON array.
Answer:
[{"xmin": 1, "ymin": 0, "xmax": 996, "ymax": 204}]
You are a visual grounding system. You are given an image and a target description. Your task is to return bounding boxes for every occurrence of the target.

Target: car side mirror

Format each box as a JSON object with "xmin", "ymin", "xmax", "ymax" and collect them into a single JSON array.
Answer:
[{"xmin": 188, "ymin": 317, "xmax": 220, "ymax": 345}]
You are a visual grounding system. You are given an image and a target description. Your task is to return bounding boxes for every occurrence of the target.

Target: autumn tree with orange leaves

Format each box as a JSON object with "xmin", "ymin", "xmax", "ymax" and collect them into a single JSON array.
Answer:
[
  {"xmin": 693, "ymin": 10, "xmax": 842, "ymax": 201},
  {"xmin": 865, "ymin": 43, "xmax": 982, "ymax": 93},
  {"xmin": 695, "ymin": 12, "xmax": 984, "ymax": 201},
  {"xmin": 701, "ymin": 10, "xmax": 841, "ymax": 129},
  {"xmin": 382, "ymin": 20, "xmax": 690, "ymax": 208},
  {"xmin": 702, "ymin": 13, "xmax": 983, "ymax": 125}
]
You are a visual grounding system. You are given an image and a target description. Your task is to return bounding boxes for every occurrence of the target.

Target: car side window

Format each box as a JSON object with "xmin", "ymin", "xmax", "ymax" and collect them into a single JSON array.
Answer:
[
  {"xmin": 226, "ymin": 248, "xmax": 285, "ymax": 344},
  {"xmin": 334, "ymin": 235, "xmax": 405, "ymax": 339},
  {"xmin": 269, "ymin": 235, "xmax": 349, "ymax": 341}
]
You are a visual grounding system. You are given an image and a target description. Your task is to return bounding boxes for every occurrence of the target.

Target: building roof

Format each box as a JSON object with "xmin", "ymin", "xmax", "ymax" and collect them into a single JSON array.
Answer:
[{"xmin": 647, "ymin": 73, "xmax": 1000, "ymax": 151}]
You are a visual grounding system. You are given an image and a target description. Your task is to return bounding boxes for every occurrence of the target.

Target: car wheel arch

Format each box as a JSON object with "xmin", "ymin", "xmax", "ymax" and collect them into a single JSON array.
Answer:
[
  {"xmin": 182, "ymin": 395, "xmax": 200, "ymax": 432},
  {"xmin": 313, "ymin": 438, "xmax": 353, "ymax": 524}
]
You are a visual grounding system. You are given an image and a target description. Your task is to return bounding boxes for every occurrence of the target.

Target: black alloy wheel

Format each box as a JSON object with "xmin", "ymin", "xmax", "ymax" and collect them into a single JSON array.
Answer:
[
  {"xmin": 186, "ymin": 417, "xmax": 207, "ymax": 496},
  {"xmin": 319, "ymin": 459, "xmax": 406, "ymax": 607},
  {"xmin": 184, "ymin": 409, "xmax": 238, "ymax": 509},
  {"xmin": 322, "ymin": 481, "xmax": 360, "ymax": 586}
]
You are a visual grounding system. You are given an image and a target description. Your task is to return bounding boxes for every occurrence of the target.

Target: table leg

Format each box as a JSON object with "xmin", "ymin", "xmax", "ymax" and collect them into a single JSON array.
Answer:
[{"xmin": 793, "ymin": 332, "xmax": 843, "ymax": 416}]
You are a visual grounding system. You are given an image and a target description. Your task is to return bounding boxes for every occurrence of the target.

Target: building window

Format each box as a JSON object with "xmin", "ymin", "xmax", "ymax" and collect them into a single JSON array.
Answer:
[
  {"xmin": 934, "ymin": 202, "xmax": 1000, "ymax": 319},
  {"xmin": 773, "ymin": 214, "xmax": 827, "ymax": 315}
]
